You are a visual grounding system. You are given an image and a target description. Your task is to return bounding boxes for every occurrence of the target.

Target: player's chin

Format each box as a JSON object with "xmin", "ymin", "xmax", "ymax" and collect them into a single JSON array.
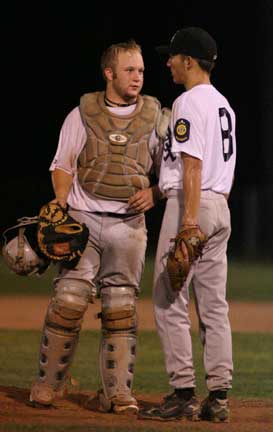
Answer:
[
  {"xmin": 172, "ymin": 76, "xmax": 182, "ymax": 84},
  {"xmin": 127, "ymin": 87, "xmax": 141, "ymax": 98}
]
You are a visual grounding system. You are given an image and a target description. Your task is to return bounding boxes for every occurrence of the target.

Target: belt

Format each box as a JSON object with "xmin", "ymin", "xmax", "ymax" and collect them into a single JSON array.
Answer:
[
  {"xmin": 92, "ymin": 211, "xmax": 138, "ymax": 218},
  {"xmin": 166, "ymin": 189, "xmax": 228, "ymax": 200}
]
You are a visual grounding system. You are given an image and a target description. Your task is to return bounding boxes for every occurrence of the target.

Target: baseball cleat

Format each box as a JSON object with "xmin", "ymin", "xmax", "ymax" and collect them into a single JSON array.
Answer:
[
  {"xmin": 138, "ymin": 392, "xmax": 200, "ymax": 421},
  {"xmin": 29, "ymin": 381, "xmax": 66, "ymax": 408},
  {"xmin": 113, "ymin": 402, "xmax": 139, "ymax": 414},
  {"xmin": 29, "ymin": 382, "xmax": 55, "ymax": 407},
  {"xmin": 98, "ymin": 389, "xmax": 139, "ymax": 414},
  {"xmin": 200, "ymin": 395, "xmax": 230, "ymax": 422}
]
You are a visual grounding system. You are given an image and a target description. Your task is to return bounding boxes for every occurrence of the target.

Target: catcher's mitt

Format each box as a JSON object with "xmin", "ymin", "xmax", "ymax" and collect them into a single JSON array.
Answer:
[
  {"xmin": 37, "ymin": 202, "xmax": 89, "ymax": 264},
  {"xmin": 167, "ymin": 225, "xmax": 208, "ymax": 292}
]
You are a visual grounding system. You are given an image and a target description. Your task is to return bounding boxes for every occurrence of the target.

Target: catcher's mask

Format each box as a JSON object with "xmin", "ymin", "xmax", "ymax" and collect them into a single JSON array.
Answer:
[{"xmin": 2, "ymin": 216, "xmax": 50, "ymax": 276}]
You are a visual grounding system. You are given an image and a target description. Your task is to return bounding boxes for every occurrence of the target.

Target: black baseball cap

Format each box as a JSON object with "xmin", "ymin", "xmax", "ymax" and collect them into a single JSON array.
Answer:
[{"xmin": 156, "ymin": 27, "xmax": 217, "ymax": 62}]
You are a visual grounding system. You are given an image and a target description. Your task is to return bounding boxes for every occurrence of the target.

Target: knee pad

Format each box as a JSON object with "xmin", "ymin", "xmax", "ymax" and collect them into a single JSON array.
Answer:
[
  {"xmin": 46, "ymin": 279, "xmax": 91, "ymax": 331},
  {"xmin": 100, "ymin": 287, "xmax": 137, "ymax": 333}
]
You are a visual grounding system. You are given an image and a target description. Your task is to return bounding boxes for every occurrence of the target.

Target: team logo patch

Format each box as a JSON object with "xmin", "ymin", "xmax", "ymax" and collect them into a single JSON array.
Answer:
[
  {"xmin": 174, "ymin": 118, "xmax": 190, "ymax": 143},
  {"xmin": 109, "ymin": 132, "xmax": 128, "ymax": 145}
]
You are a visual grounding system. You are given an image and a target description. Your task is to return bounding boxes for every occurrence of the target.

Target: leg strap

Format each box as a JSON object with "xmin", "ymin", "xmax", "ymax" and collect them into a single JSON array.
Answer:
[
  {"xmin": 100, "ymin": 286, "xmax": 137, "ymax": 333},
  {"xmin": 46, "ymin": 278, "xmax": 91, "ymax": 332}
]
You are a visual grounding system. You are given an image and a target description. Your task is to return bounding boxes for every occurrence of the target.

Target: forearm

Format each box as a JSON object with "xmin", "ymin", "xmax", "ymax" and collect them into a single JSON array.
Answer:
[
  {"xmin": 181, "ymin": 153, "xmax": 202, "ymax": 226},
  {"xmin": 51, "ymin": 168, "xmax": 73, "ymax": 206}
]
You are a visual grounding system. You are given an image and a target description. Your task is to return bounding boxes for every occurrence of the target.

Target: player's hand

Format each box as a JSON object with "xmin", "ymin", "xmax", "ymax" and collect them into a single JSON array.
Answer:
[
  {"xmin": 128, "ymin": 188, "xmax": 155, "ymax": 213},
  {"xmin": 50, "ymin": 198, "xmax": 67, "ymax": 209},
  {"xmin": 180, "ymin": 240, "xmax": 189, "ymax": 262}
]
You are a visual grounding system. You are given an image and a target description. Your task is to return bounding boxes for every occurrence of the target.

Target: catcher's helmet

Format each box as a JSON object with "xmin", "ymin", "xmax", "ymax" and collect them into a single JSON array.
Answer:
[{"xmin": 2, "ymin": 217, "xmax": 49, "ymax": 276}]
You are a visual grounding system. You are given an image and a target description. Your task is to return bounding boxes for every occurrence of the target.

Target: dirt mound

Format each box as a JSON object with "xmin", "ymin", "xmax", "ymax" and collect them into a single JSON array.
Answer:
[{"xmin": 0, "ymin": 386, "xmax": 272, "ymax": 431}]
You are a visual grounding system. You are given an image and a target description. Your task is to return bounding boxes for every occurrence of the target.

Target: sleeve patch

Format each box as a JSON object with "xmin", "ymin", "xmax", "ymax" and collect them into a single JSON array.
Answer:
[{"xmin": 174, "ymin": 118, "xmax": 190, "ymax": 143}]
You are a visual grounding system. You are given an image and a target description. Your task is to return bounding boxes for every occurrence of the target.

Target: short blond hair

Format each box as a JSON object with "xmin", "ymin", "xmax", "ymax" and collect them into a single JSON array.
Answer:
[{"xmin": 101, "ymin": 39, "xmax": 142, "ymax": 80}]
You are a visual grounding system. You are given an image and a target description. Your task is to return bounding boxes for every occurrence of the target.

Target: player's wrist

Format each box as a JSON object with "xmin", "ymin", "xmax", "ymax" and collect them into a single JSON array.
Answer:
[
  {"xmin": 181, "ymin": 223, "xmax": 198, "ymax": 226},
  {"xmin": 180, "ymin": 224, "xmax": 200, "ymax": 232},
  {"xmin": 53, "ymin": 197, "xmax": 67, "ymax": 209},
  {"xmin": 180, "ymin": 220, "xmax": 199, "ymax": 228}
]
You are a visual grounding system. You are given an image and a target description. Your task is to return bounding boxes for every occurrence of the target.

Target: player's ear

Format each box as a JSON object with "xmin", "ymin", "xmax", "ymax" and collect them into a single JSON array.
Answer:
[
  {"xmin": 184, "ymin": 56, "xmax": 196, "ymax": 70},
  {"xmin": 183, "ymin": 56, "xmax": 192, "ymax": 69},
  {"xmin": 104, "ymin": 67, "xmax": 114, "ymax": 81}
]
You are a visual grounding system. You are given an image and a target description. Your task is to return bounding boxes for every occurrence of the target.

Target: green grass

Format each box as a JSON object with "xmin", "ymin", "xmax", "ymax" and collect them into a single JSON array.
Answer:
[
  {"xmin": 1, "ymin": 329, "xmax": 272, "ymax": 431},
  {"xmin": 0, "ymin": 257, "xmax": 272, "ymax": 302},
  {"xmin": 140, "ymin": 257, "xmax": 273, "ymax": 302},
  {"xmin": 225, "ymin": 260, "xmax": 273, "ymax": 302},
  {"xmin": 0, "ymin": 329, "xmax": 272, "ymax": 400},
  {"xmin": 0, "ymin": 259, "xmax": 58, "ymax": 296}
]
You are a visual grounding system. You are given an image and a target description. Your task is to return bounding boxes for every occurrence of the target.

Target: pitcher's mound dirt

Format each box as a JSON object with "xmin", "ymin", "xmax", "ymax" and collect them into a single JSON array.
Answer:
[{"xmin": 0, "ymin": 386, "xmax": 273, "ymax": 432}]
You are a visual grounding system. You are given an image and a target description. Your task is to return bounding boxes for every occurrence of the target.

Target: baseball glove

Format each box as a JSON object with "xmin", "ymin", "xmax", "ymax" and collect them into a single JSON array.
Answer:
[
  {"xmin": 37, "ymin": 202, "xmax": 89, "ymax": 264},
  {"xmin": 167, "ymin": 225, "xmax": 208, "ymax": 292}
]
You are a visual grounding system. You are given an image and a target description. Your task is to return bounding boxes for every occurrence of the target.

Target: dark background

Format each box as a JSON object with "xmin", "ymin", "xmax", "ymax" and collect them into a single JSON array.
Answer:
[{"xmin": 2, "ymin": 1, "xmax": 273, "ymax": 259}]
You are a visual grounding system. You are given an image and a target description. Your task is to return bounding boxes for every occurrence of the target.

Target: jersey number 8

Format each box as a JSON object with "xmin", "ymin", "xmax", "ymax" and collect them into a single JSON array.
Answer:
[{"xmin": 219, "ymin": 107, "xmax": 233, "ymax": 162}]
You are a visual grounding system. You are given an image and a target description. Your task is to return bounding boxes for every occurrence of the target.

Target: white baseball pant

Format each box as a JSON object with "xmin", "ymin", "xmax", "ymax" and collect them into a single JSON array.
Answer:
[{"xmin": 153, "ymin": 189, "xmax": 233, "ymax": 391}]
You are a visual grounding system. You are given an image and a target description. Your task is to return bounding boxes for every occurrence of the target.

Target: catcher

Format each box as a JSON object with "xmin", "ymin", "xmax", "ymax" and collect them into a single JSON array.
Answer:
[
  {"xmin": 139, "ymin": 27, "xmax": 236, "ymax": 423},
  {"xmin": 28, "ymin": 39, "xmax": 170, "ymax": 414}
]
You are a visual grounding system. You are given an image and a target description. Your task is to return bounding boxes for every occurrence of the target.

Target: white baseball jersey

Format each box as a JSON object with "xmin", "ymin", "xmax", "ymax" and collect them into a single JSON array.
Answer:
[
  {"xmin": 159, "ymin": 84, "xmax": 236, "ymax": 195},
  {"xmin": 50, "ymin": 105, "xmax": 161, "ymax": 213}
]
